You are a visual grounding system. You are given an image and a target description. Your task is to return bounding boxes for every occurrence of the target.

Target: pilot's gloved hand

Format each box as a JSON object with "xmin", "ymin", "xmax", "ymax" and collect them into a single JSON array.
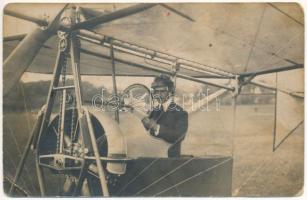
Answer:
[{"xmin": 141, "ymin": 117, "xmax": 158, "ymax": 132}]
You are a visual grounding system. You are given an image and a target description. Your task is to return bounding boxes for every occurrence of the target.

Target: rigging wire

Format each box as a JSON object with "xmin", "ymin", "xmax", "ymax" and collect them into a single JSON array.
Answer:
[
  {"xmin": 116, "ymin": 158, "xmax": 161, "ymax": 195},
  {"xmin": 212, "ymin": 92, "xmax": 233, "ymax": 156},
  {"xmin": 232, "ymin": 100, "xmax": 303, "ymax": 195},
  {"xmin": 267, "ymin": 3, "xmax": 304, "ymax": 27},
  {"xmin": 232, "ymin": 155, "xmax": 271, "ymax": 196},
  {"xmin": 4, "ymin": 175, "xmax": 30, "ymax": 196},
  {"xmin": 4, "ymin": 122, "xmax": 37, "ymax": 194},
  {"xmin": 202, "ymin": 10, "xmax": 303, "ymax": 69},
  {"xmin": 19, "ymin": 83, "xmax": 39, "ymax": 193},
  {"xmin": 3, "ymin": 146, "xmax": 31, "ymax": 195},
  {"xmin": 273, "ymin": 120, "xmax": 304, "ymax": 151},
  {"xmin": 243, "ymin": 5, "xmax": 266, "ymax": 72},
  {"xmin": 95, "ymin": 7, "xmax": 302, "ymax": 73},
  {"xmin": 20, "ymin": 83, "xmax": 33, "ymax": 137},
  {"xmin": 272, "ymin": 72, "xmax": 278, "ymax": 151},
  {"xmin": 133, "ymin": 157, "xmax": 196, "ymax": 196},
  {"xmin": 232, "ymin": 117, "xmax": 303, "ymax": 195},
  {"xmin": 231, "ymin": 121, "xmax": 272, "ymax": 195},
  {"xmin": 21, "ymin": 83, "xmax": 43, "ymax": 194},
  {"xmin": 272, "ymin": 76, "xmax": 304, "ymax": 151},
  {"xmin": 153, "ymin": 157, "xmax": 233, "ymax": 196},
  {"xmin": 258, "ymin": 30, "xmax": 303, "ymax": 69},
  {"xmin": 231, "ymin": 95, "xmax": 237, "ymax": 157}
]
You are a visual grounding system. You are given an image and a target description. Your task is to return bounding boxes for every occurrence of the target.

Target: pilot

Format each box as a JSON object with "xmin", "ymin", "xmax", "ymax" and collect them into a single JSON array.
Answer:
[{"xmin": 142, "ymin": 74, "xmax": 188, "ymax": 157}]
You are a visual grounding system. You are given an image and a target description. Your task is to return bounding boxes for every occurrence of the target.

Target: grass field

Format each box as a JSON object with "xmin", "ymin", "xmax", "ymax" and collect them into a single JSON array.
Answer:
[
  {"xmin": 232, "ymin": 105, "xmax": 303, "ymax": 197},
  {"xmin": 2, "ymin": 104, "xmax": 304, "ymax": 196}
]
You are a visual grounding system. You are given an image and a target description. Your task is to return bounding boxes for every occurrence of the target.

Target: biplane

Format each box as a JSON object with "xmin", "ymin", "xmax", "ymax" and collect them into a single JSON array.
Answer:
[{"xmin": 2, "ymin": 3, "xmax": 304, "ymax": 197}]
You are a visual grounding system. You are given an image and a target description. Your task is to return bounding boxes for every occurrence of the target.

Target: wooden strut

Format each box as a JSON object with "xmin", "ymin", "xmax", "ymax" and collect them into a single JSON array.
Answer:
[
  {"xmin": 85, "ymin": 109, "xmax": 110, "ymax": 196},
  {"xmin": 34, "ymin": 39, "xmax": 68, "ymax": 196},
  {"xmin": 70, "ymin": 32, "xmax": 109, "ymax": 196},
  {"xmin": 70, "ymin": 8, "xmax": 109, "ymax": 196},
  {"xmin": 110, "ymin": 41, "xmax": 120, "ymax": 123},
  {"xmin": 4, "ymin": 9, "xmax": 48, "ymax": 26},
  {"xmin": 59, "ymin": 89, "xmax": 67, "ymax": 154},
  {"xmin": 30, "ymin": 32, "xmax": 110, "ymax": 196},
  {"xmin": 272, "ymin": 73, "xmax": 278, "ymax": 152}
]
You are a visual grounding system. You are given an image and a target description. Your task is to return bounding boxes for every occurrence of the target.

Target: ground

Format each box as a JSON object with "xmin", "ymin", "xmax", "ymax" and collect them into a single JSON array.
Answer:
[{"xmin": 232, "ymin": 105, "xmax": 304, "ymax": 197}]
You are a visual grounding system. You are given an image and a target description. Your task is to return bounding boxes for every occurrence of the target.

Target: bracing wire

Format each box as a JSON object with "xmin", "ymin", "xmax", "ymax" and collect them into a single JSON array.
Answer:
[
  {"xmin": 116, "ymin": 158, "xmax": 160, "ymax": 195},
  {"xmin": 273, "ymin": 120, "xmax": 304, "ymax": 152},
  {"xmin": 268, "ymin": 3, "xmax": 304, "ymax": 27},
  {"xmin": 214, "ymin": 94, "xmax": 233, "ymax": 156},
  {"xmin": 133, "ymin": 157, "xmax": 195, "ymax": 196},
  {"xmin": 243, "ymin": 5, "xmax": 266, "ymax": 72},
  {"xmin": 232, "ymin": 102, "xmax": 303, "ymax": 195},
  {"xmin": 272, "ymin": 72, "xmax": 278, "ymax": 151},
  {"xmin": 3, "ymin": 146, "xmax": 31, "ymax": 195},
  {"xmin": 20, "ymin": 83, "xmax": 40, "ymax": 193},
  {"xmin": 4, "ymin": 122, "xmax": 37, "ymax": 194},
  {"xmin": 258, "ymin": 31, "xmax": 303, "ymax": 68},
  {"xmin": 208, "ymin": 5, "xmax": 303, "ymax": 70},
  {"xmin": 153, "ymin": 157, "xmax": 232, "ymax": 196},
  {"xmin": 232, "ymin": 156, "xmax": 270, "ymax": 196},
  {"xmin": 97, "ymin": 5, "xmax": 302, "ymax": 73},
  {"xmin": 20, "ymin": 84, "xmax": 33, "ymax": 138},
  {"xmin": 4, "ymin": 175, "xmax": 30, "ymax": 196},
  {"xmin": 231, "ymin": 95, "xmax": 237, "ymax": 157}
]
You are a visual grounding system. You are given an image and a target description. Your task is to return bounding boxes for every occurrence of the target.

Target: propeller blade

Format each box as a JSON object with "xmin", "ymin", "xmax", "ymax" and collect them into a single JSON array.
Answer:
[
  {"xmin": 78, "ymin": 7, "xmax": 105, "ymax": 19},
  {"xmin": 3, "ymin": 33, "xmax": 52, "ymax": 49},
  {"xmin": 4, "ymin": 9, "xmax": 48, "ymax": 26},
  {"xmin": 72, "ymin": 3, "xmax": 157, "ymax": 30},
  {"xmin": 3, "ymin": 29, "xmax": 53, "ymax": 96},
  {"xmin": 3, "ymin": 34, "xmax": 27, "ymax": 42},
  {"xmin": 160, "ymin": 4, "xmax": 195, "ymax": 22},
  {"xmin": 47, "ymin": 4, "xmax": 69, "ymax": 31},
  {"xmin": 3, "ymin": 4, "xmax": 68, "ymax": 96},
  {"xmin": 239, "ymin": 63, "xmax": 303, "ymax": 78}
]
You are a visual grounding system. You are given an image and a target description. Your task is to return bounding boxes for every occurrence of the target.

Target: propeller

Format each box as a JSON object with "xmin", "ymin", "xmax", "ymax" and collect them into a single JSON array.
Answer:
[
  {"xmin": 78, "ymin": 7, "xmax": 106, "ymax": 20},
  {"xmin": 4, "ymin": 9, "xmax": 48, "ymax": 26},
  {"xmin": 159, "ymin": 4, "xmax": 195, "ymax": 22},
  {"xmin": 3, "ymin": 34, "xmax": 27, "ymax": 42},
  {"xmin": 239, "ymin": 63, "xmax": 303, "ymax": 78},
  {"xmin": 77, "ymin": 3, "xmax": 194, "ymax": 29},
  {"xmin": 72, "ymin": 4, "xmax": 157, "ymax": 30},
  {"xmin": 3, "ymin": 4, "xmax": 68, "ymax": 96}
]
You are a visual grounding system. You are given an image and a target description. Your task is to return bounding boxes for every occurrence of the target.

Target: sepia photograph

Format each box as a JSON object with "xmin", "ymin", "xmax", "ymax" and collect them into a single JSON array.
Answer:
[{"xmin": 2, "ymin": 2, "xmax": 304, "ymax": 197}]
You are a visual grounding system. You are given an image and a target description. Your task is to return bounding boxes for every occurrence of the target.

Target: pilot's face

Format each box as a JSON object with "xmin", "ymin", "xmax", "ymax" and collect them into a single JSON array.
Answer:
[{"xmin": 152, "ymin": 86, "xmax": 169, "ymax": 104}]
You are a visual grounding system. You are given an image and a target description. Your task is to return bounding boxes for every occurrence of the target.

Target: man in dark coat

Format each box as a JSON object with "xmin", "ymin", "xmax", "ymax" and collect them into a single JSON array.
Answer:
[{"xmin": 142, "ymin": 74, "xmax": 188, "ymax": 157}]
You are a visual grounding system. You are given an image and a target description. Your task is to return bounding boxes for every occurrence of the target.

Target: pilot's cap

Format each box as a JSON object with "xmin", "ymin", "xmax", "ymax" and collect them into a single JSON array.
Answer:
[{"xmin": 151, "ymin": 74, "xmax": 174, "ymax": 91}]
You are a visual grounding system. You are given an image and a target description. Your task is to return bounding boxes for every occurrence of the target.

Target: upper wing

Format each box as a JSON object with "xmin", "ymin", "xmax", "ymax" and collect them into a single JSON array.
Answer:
[
  {"xmin": 3, "ymin": 3, "xmax": 304, "ymax": 82},
  {"xmin": 85, "ymin": 3, "xmax": 303, "ymax": 74}
]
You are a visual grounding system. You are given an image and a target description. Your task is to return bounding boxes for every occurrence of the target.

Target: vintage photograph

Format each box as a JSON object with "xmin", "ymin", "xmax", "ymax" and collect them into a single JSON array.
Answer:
[{"xmin": 2, "ymin": 2, "xmax": 304, "ymax": 197}]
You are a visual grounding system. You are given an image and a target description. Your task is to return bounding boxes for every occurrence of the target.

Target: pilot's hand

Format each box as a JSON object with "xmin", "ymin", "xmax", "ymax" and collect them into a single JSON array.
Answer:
[{"xmin": 141, "ymin": 117, "xmax": 158, "ymax": 132}]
